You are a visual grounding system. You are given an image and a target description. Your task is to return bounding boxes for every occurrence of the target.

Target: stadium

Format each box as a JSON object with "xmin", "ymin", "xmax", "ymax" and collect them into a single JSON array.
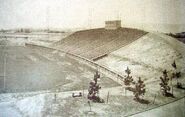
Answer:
[{"xmin": 0, "ymin": 0, "xmax": 185, "ymax": 117}]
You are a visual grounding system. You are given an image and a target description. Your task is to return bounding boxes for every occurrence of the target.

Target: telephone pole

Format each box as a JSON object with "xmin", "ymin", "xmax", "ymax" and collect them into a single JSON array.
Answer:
[
  {"xmin": 88, "ymin": 7, "xmax": 93, "ymax": 29},
  {"xmin": 3, "ymin": 37, "xmax": 7, "ymax": 91},
  {"xmin": 4, "ymin": 53, "xmax": 6, "ymax": 90},
  {"xmin": 46, "ymin": 6, "xmax": 50, "ymax": 40}
]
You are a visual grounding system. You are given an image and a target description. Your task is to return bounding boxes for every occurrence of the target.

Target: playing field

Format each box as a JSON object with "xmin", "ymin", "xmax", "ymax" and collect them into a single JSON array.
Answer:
[{"xmin": 0, "ymin": 44, "xmax": 120, "ymax": 93}]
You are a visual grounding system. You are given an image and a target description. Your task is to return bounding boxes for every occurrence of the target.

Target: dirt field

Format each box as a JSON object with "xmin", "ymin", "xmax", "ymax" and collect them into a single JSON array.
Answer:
[{"xmin": 0, "ymin": 44, "xmax": 119, "ymax": 93}]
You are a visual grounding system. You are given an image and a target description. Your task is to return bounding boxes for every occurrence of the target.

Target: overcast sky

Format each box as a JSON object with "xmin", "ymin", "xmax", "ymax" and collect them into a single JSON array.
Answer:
[{"xmin": 0, "ymin": 0, "xmax": 184, "ymax": 29}]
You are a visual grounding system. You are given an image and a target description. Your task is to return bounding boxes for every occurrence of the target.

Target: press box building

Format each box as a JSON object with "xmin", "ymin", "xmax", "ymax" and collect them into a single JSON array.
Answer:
[{"xmin": 105, "ymin": 20, "xmax": 121, "ymax": 30}]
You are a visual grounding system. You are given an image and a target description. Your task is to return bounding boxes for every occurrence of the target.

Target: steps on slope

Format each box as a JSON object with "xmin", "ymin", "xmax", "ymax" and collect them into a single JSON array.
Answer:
[{"xmin": 53, "ymin": 28, "xmax": 147, "ymax": 60}]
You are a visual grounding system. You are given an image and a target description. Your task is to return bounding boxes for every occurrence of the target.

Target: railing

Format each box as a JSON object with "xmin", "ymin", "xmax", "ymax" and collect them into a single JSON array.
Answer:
[{"xmin": 25, "ymin": 43, "xmax": 125, "ymax": 85}]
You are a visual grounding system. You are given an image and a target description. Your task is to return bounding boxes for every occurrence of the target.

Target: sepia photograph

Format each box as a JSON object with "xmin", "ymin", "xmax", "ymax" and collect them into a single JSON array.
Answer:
[{"xmin": 0, "ymin": 0, "xmax": 185, "ymax": 116}]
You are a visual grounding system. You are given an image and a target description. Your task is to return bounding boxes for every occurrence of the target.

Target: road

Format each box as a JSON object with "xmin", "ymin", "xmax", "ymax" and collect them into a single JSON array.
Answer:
[{"xmin": 130, "ymin": 97, "xmax": 185, "ymax": 117}]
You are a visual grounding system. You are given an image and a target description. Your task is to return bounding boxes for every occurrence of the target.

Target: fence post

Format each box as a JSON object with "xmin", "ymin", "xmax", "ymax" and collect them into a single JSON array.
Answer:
[
  {"xmin": 153, "ymin": 94, "xmax": 157, "ymax": 104},
  {"xmin": 107, "ymin": 91, "xmax": 110, "ymax": 104}
]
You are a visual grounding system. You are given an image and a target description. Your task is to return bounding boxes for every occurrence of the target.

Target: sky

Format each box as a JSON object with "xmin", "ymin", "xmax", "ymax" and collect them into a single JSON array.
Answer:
[{"xmin": 0, "ymin": 0, "xmax": 184, "ymax": 31}]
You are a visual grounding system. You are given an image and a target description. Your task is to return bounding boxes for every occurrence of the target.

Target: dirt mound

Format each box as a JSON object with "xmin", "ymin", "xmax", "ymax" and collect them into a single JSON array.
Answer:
[
  {"xmin": 97, "ymin": 33, "xmax": 185, "ymax": 81},
  {"xmin": 112, "ymin": 33, "xmax": 185, "ymax": 71}
]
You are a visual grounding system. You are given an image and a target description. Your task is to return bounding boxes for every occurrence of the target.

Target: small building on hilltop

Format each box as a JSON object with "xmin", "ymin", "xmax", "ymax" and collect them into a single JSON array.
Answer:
[{"xmin": 105, "ymin": 20, "xmax": 121, "ymax": 30}]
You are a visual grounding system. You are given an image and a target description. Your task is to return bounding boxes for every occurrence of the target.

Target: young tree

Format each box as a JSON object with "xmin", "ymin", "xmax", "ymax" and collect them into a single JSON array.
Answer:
[
  {"xmin": 87, "ymin": 71, "xmax": 104, "ymax": 103},
  {"xmin": 159, "ymin": 70, "xmax": 171, "ymax": 96},
  {"xmin": 171, "ymin": 61, "xmax": 182, "ymax": 88},
  {"xmin": 124, "ymin": 67, "xmax": 134, "ymax": 85},
  {"xmin": 94, "ymin": 71, "xmax": 100, "ymax": 83},
  {"xmin": 133, "ymin": 77, "xmax": 146, "ymax": 101}
]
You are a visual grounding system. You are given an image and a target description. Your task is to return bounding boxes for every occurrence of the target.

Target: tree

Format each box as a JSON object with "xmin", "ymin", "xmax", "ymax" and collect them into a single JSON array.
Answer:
[
  {"xmin": 171, "ymin": 60, "xmax": 182, "ymax": 88},
  {"xmin": 172, "ymin": 60, "xmax": 177, "ymax": 69},
  {"xmin": 133, "ymin": 77, "xmax": 146, "ymax": 101},
  {"xmin": 159, "ymin": 70, "xmax": 171, "ymax": 96},
  {"xmin": 87, "ymin": 71, "xmax": 104, "ymax": 103},
  {"xmin": 124, "ymin": 67, "xmax": 134, "ymax": 85}
]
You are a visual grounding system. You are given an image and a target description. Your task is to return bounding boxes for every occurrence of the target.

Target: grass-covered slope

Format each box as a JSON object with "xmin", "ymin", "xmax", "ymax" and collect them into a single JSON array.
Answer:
[{"xmin": 97, "ymin": 33, "xmax": 185, "ymax": 81}]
